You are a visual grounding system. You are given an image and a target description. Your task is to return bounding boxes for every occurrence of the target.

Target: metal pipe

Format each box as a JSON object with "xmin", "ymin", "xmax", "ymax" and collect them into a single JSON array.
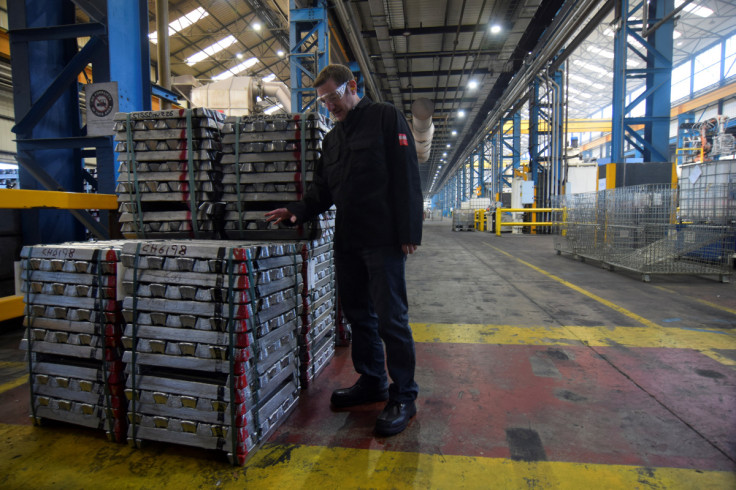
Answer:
[
  {"xmin": 156, "ymin": 0, "xmax": 172, "ymax": 110},
  {"xmin": 411, "ymin": 98, "xmax": 435, "ymax": 163},
  {"xmin": 642, "ymin": 0, "xmax": 695, "ymax": 37},
  {"xmin": 332, "ymin": 0, "xmax": 382, "ymax": 102},
  {"xmin": 547, "ymin": 73, "xmax": 561, "ymax": 203},
  {"xmin": 260, "ymin": 80, "xmax": 292, "ymax": 112}
]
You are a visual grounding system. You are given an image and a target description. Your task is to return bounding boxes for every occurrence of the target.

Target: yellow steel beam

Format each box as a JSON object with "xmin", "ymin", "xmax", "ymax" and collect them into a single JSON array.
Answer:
[
  {"xmin": 0, "ymin": 29, "xmax": 9, "ymax": 61},
  {"xmin": 0, "ymin": 189, "xmax": 118, "ymax": 210},
  {"xmin": 502, "ymin": 118, "xmax": 615, "ymax": 134},
  {"xmin": 672, "ymin": 82, "xmax": 736, "ymax": 116},
  {"xmin": 0, "ymin": 295, "xmax": 23, "ymax": 322}
]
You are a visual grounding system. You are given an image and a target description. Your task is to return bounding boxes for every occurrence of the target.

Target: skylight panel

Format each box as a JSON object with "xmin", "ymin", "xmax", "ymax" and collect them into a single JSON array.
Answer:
[
  {"xmin": 186, "ymin": 35, "xmax": 238, "ymax": 66},
  {"xmin": 149, "ymin": 7, "xmax": 208, "ymax": 44},
  {"xmin": 212, "ymin": 57, "xmax": 260, "ymax": 80}
]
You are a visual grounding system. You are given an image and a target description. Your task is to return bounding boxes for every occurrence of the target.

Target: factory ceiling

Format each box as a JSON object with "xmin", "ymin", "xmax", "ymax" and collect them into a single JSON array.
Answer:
[{"xmin": 90, "ymin": 0, "xmax": 736, "ymax": 196}]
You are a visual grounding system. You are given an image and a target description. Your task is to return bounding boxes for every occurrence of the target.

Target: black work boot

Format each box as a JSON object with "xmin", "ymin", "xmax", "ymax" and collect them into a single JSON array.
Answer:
[
  {"xmin": 374, "ymin": 400, "xmax": 416, "ymax": 436},
  {"xmin": 330, "ymin": 380, "xmax": 389, "ymax": 408}
]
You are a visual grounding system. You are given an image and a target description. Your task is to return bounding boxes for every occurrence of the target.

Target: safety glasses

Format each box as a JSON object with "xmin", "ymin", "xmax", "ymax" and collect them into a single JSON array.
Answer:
[{"xmin": 316, "ymin": 81, "xmax": 348, "ymax": 107}]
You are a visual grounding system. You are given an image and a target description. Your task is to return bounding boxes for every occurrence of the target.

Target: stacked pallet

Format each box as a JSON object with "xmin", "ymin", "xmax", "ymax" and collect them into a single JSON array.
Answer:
[
  {"xmin": 18, "ymin": 241, "xmax": 127, "ymax": 442},
  {"xmin": 219, "ymin": 113, "xmax": 329, "ymax": 240},
  {"xmin": 119, "ymin": 239, "xmax": 303, "ymax": 465},
  {"xmin": 114, "ymin": 108, "xmax": 225, "ymax": 238},
  {"xmin": 297, "ymin": 217, "xmax": 337, "ymax": 388}
]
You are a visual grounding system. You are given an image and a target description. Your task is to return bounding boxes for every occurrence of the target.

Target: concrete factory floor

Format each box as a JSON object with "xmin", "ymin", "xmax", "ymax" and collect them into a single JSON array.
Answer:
[{"xmin": 0, "ymin": 220, "xmax": 735, "ymax": 488}]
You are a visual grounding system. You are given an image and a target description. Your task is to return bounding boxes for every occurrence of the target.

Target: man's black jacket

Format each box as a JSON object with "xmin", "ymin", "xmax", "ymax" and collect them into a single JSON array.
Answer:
[{"xmin": 287, "ymin": 97, "xmax": 423, "ymax": 252}]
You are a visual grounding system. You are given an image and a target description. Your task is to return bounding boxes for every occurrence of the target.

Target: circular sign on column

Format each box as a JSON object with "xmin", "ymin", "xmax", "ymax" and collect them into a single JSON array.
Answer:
[{"xmin": 90, "ymin": 89, "xmax": 114, "ymax": 118}]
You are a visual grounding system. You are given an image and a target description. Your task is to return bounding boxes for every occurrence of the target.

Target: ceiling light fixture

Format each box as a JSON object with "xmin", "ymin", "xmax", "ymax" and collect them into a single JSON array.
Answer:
[
  {"xmin": 253, "ymin": 22, "xmax": 262, "ymax": 31},
  {"xmin": 458, "ymin": 110, "xmax": 465, "ymax": 118},
  {"xmin": 468, "ymin": 80, "xmax": 478, "ymax": 90},
  {"xmin": 451, "ymin": 130, "xmax": 457, "ymax": 136},
  {"xmin": 490, "ymin": 24, "xmax": 502, "ymax": 34},
  {"xmin": 277, "ymin": 50, "xmax": 285, "ymax": 57}
]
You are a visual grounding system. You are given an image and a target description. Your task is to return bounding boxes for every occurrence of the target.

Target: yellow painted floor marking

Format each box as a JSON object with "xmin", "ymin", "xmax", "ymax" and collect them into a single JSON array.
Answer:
[
  {"xmin": 0, "ymin": 424, "xmax": 733, "ymax": 489},
  {"xmin": 0, "ymin": 374, "xmax": 28, "ymax": 395},
  {"xmin": 486, "ymin": 243, "xmax": 661, "ymax": 329},
  {"xmin": 0, "ymin": 361, "xmax": 28, "ymax": 395},
  {"xmin": 655, "ymin": 286, "xmax": 736, "ymax": 316},
  {"xmin": 0, "ymin": 361, "xmax": 25, "ymax": 369},
  {"xmin": 694, "ymin": 298, "xmax": 736, "ymax": 316},
  {"xmin": 411, "ymin": 322, "xmax": 736, "ymax": 366}
]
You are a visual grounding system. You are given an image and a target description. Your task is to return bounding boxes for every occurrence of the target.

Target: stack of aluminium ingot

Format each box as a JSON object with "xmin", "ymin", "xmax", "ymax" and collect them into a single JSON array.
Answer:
[
  {"xmin": 18, "ymin": 241, "xmax": 127, "ymax": 442},
  {"xmin": 119, "ymin": 239, "xmax": 303, "ymax": 465},
  {"xmin": 219, "ymin": 113, "xmax": 330, "ymax": 240},
  {"xmin": 297, "ymin": 212, "xmax": 338, "ymax": 387},
  {"xmin": 114, "ymin": 108, "xmax": 225, "ymax": 238}
]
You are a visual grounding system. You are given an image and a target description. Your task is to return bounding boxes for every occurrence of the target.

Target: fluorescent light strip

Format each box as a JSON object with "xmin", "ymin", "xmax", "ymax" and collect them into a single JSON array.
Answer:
[
  {"xmin": 212, "ymin": 57, "xmax": 260, "ymax": 81},
  {"xmin": 150, "ymin": 7, "xmax": 208, "ymax": 44},
  {"xmin": 186, "ymin": 35, "xmax": 238, "ymax": 66}
]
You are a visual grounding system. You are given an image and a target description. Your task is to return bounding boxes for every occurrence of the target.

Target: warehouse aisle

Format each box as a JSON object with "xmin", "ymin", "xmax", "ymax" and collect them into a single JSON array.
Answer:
[{"xmin": 1, "ymin": 221, "xmax": 735, "ymax": 488}]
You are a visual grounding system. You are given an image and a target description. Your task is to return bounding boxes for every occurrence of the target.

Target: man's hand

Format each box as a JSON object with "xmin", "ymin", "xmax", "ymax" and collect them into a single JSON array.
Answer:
[
  {"xmin": 264, "ymin": 208, "xmax": 297, "ymax": 225},
  {"xmin": 401, "ymin": 244, "xmax": 418, "ymax": 255}
]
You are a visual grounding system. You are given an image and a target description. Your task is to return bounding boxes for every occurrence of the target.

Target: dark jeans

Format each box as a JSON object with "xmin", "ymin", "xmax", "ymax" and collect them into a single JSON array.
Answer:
[{"xmin": 335, "ymin": 246, "xmax": 419, "ymax": 403}]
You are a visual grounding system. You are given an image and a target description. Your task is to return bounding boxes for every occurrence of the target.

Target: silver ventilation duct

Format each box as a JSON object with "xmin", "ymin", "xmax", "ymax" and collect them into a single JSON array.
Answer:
[{"xmin": 411, "ymin": 98, "xmax": 434, "ymax": 164}]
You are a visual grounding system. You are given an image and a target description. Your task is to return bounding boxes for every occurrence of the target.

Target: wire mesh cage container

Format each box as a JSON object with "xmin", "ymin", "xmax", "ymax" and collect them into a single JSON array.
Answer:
[
  {"xmin": 554, "ymin": 183, "xmax": 735, "ymax": 282},
  {"xmin": 452, "ymin": 209, "xmax": 475, "ymax": 231},
  {"xmin": 553, "ymin": 191, "xmax": 604, "ymax": 259}
]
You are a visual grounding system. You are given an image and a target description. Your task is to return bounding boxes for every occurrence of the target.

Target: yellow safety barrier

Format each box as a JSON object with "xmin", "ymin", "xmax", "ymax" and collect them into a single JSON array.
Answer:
[
  {"xmin": 474, "ymin": 209, "xmax": 487, "ymax": 231},
  {"xmin": 0, "ymin": 189, "xmax": 118, "ymax": 209},
  {"xmin": 0, "ymin": 295, "xmax": 23, "ymax": 322},
  {"xmin": 495, "ymin": 208, "xmax": 563, "ymax": 236},
  {"xmin": 0, "ymin": 189, "xmax": 117, "ymax": 322}
]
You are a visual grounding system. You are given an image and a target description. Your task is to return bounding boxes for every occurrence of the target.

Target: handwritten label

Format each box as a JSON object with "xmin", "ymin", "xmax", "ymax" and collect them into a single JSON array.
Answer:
[
  {"xmin": 41, "ymin": 248, "xmax": 75, "ymax": 259},
  {"xmin": 139, "ymin": 243, "xmax": 188, "ymax": 256}
]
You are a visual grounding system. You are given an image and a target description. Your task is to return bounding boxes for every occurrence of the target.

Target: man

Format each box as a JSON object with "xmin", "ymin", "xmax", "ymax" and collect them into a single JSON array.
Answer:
[{"xmin": 265, "ymin": 64, "xmax": 423, "ymax": 436}]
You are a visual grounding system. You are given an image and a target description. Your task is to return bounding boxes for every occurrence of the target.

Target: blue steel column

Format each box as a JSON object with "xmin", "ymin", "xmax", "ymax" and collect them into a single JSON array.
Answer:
[
  {"xmin": 469, "ymin": 157, "xmax": 475, "ymax": 197},
  {"xmin": 107, "ymin": 0, "xmax": 151, "ymax": 205},
  {"xmin": 478, "ymin": 143, "xmax": 485, "ymax": 197},
  {"xmin": 455, "ymin": 173, "xmax": 460, "ymax": 209},
  {"xmin": 492, "ymin": 130, "xmax": 501, "ymax": 199},
  {"xmin": 9, "ymin": 0, "xmax": 151, "ymax": 245},
  {"xmin": 10, "ymin": 0, "xmax": 85, "ymax": 244},
  {"xmin": 501, "ymin": 113, "xmax": 521, "ymax": 192},
  {"xmin": 461, "ymin": 164, "xmax": 467, "ymax": 202},
  {"xmin": 611, "ymin": 0, "xmax": 674, "ymax": 164},
  {"xmin": 643, "ymin": 0, "xmax": 673, "ymax": 162},
  {"xmin": 289, "ymin": 0, "xmax": 329, "ymax": 115}
]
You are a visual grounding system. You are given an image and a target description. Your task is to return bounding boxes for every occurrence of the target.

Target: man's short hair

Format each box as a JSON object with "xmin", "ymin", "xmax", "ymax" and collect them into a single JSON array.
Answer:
[{"xmin": 314, "ymin": 64, "xmax": 355, "ymax": 89}]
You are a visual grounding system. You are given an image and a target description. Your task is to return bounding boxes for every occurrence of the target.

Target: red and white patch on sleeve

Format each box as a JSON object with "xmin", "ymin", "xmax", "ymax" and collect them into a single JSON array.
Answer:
[{"xmin": 398, "ymin": 133, "xmax": 409, "ymax": 146}]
